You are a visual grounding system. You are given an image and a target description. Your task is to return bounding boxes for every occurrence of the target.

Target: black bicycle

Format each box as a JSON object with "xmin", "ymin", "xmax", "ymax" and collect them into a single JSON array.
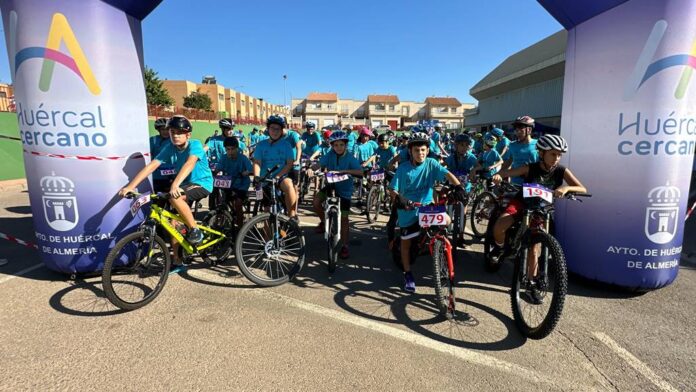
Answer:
[{"xmin": 483, "ymin": 182, "xmax": 591, "ymax": 339}]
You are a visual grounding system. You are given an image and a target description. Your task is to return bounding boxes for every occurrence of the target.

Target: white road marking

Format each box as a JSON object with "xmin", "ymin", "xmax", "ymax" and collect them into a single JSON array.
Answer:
[
  {"xmin": 594, "ymin": 332, "xmax": 678, "ymax": 392},
  {"xmin": 245, "ymin": 286, "xmax": 581, "ymax": 390},
  {"xmin": 0, "ymin": 262, "xmax": 44, "ymax": 285}
]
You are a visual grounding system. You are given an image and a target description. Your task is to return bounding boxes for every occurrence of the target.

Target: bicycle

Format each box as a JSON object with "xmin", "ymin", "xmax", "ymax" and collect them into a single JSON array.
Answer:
[
  {"xmin": 102, "ymin": 191, "xmax": 230, "ymax": 311},
  {"xmin": 316, "ymin": 171, "xmax": 352, "ymax": 273},
  {"xmin": 390, "ymin": 186, "xmax": 460, "ymax": 320},
  {"xmin": 365, "ymin": 169, "xmax": 390, "ymax": 224},
  {"xmin": 298, "ymin": 154, "xmax": 318, "ymax": 205},
  {"xmin": 469, "ymin": 172, "xmax": 498, "ymax": 238},
  {"xmin": 234, "ymin": 165, "xmax": 305, "ymax": 286},
  {"xmin": 483, "ymin": 182, "xmax": 591, "ymax": 339}
]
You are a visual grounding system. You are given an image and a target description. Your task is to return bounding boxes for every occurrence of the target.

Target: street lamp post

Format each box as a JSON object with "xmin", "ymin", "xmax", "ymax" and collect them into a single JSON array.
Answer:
[{"xmin": 283, "ymin": 75, "xmax": 287, "ymax": 109}]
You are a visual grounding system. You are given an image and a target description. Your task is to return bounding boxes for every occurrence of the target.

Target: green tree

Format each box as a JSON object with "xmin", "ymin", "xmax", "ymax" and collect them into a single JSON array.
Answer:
[
  {"xmin": 183, "ymin": 91, "xmax": 212, "ymax": 110},
  {"xmin": 144, "ymin": 66, "xmax": 174, "ymax": 106}
]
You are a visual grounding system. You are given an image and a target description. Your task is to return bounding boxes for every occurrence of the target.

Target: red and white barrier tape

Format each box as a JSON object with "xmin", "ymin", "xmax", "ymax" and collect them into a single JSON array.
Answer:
[
  {"xmin": 686, "ymin": 199, "xmax": 696, "ymax": 222},
  {"xmin": 23, "ymin": 149, "xmax": 149, "ymax": 161},
  {"xmin": 0, "ymin": 232, "xmax": 38, "ymax": 250}
]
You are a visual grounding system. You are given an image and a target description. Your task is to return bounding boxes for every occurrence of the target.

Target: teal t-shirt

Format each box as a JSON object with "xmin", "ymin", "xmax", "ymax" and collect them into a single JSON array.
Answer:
[
  {"xmin": 445, "ymin": 151, "xmax": 477, "ymax": 191},
  {"xmin": 354, "ymin": 140, "xmax": 378, "ymax": 167},
  {"xmin": 301, "ymin": 131, "xmax": 322, "ymax": 156},
  {"xmin": 495, "ymin": 136, "xmax": 511, "ymax": 156},
  {"xmin": 252, "ymin": 138, "xmax": 294, "ymax": 178},
  {"xmin": 155, "ymin": 139, "xmax": 213, "ymax": 192},
  {"xmin": 319, "ymin": 150, "xmax": 361, "ymax": 199},
  {"xmin": 504, "ymin": 139, "xmax": 539, "ymax": 184},
  {"xmin": 219, "ymin": 153, "xmax": 253, "ymax": 191},
  {"xmin": 283, "ymin": 130, "xmax": 302, "ymax": 170},
  {"xmin": 347, "ymin": 132, "xmax": 358, "ymax": 154},
  {"xmin": 390, "ymin": 157, "xmax": 449, "ymax": 227},
  {"xmin": 481, "ymin": 149, "xmax": 502, "ymax": 178},
  {"xmin": 149, "ymin": 135, "xmax": 171, "ymax": 180},
  {"xmin": 430, "ymin": 132, "xmax": 442, "ymax": 155},
  {"xmin": 376, "ymin": 146, "xmax": 397, "ymax": 170}
]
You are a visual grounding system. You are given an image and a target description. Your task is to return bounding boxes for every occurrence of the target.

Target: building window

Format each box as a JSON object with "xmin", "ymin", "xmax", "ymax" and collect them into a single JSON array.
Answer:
[
  {"xmin": 388, "ymin": 105, "xmax": 395, "ymax": 111},
  {"xmin": 375, "ymin": 103, "xmax": 385, "ymax": 111},
  {"xmin": 438, "ymin": 107, "xmax": 448, "ymax": 113},
  {"xmin": 231, "ymin": 97, "xmax": 235, "ymax": 103},
  {"xmin": 218, "ymin": 93, "xmax": 224, "ymax": 101},
  {"xmin": 313, "ymin": 103, "xmax": 322, "ymax": 109},
  {"xmin": 451, "ymin": 107, "xmax": 457, "ymax": 113},
  {"xmin": 0, "ymin": 92, "xmax": 6, "ymax": 98}
]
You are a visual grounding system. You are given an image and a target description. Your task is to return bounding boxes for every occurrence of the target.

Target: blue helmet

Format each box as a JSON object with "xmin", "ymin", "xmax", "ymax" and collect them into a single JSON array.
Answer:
[
  {"xmin": 490, "ymin": 127, "xmax": 504, "ymax": 138},
  {"xmin": 266, "ymin": 115, "xmax": 286, "ymax": 128},
  {"xmin": 454, "ymin": 133, "xmax": 472, "ymax": 145},
  {"xmin": 328, "ymin": 131, "xmax": 349, "ymax": 144}
]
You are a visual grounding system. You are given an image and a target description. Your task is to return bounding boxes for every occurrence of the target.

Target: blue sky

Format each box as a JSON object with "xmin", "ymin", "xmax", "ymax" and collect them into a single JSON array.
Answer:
[{"xmin": 0, "ymin": 0, "xmax": 562, "ymax": 106}]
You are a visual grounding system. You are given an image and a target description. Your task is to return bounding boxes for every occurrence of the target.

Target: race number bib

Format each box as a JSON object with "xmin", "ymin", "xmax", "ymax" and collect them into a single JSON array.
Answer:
[
  {"xmin": 255, "ymin": 187, "xmax": 263, "ymax": 200},
  {"xmin": 452, "ymin": 171, "xmax": 468, "ymax": 184},
  {"xmin": 130, "ymin": 194, "xmax": 151, "ymax": 217},
  {"xmin": 522, "ymin": 183, "xmax": 554, "ymax": 203},
  {"xmin": 327, "ymin": 173, "xmax": 350, "ymax": 183},
  {"xmin": 370, "ymin": 169, "xmax": 385, "ymax": 181},
  {"xmin": 159, "ymin": 168, "xmax": 176, "ymax": 176},
  {"xmin": 418, "ymin": 205, "xmax": 448, "ymax": 227},
  {"xmin": 214, "ymin": 176, "xmax": 232, "ymax": 189}
]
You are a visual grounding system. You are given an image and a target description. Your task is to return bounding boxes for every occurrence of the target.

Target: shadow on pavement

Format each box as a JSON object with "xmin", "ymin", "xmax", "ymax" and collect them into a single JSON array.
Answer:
[{"xmin": 48, "ymin": 277, "xmax": 126, "ymax": 317}]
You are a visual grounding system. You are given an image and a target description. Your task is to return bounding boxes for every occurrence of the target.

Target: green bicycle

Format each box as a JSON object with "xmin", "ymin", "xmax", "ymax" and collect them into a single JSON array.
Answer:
[{"xmin": 102, "ymin": 192, "xmax": 231, "ymax": 311}]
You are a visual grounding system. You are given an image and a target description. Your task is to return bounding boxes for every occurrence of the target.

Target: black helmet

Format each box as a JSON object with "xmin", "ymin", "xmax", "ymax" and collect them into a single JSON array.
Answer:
[
  {"xmin": 154, "ymin": 117, "xmax": 168, "ymax": 130},
  {"xmin": 454, "ymin": 133, "xmax": 472, "ymax": 145},
  {"xmin": 219, "ymin": 118, "xmax": 234, "ymax": 130},
  {"xmin": 266, "ymin": 115, "xmax": 286, "ymax": 129},
  {"xmin": 167, "ymin": 115, "xmax": 192, "ymax": 132},
  {"xmin": 305, "ymin": 122, "xmax": 316, "ymax": 129},
  {"xmin": 223, "ymin": 136, "xmax": 239, "ymax": 148},
  {"xmin": 377, "ymin": 134, "xmax": 389, "ymax": 143}
]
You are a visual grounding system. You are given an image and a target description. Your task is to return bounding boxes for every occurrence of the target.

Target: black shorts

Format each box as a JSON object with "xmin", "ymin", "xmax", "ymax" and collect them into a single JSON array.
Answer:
[
  {"xmin": 224, "ymin": 188, "xmax": 249, "ymax": 201},
  {"xmin": 289, "ymin": 169, "xmax": 301, "ymax": 185},
  {"xmin": 181, "ymin": 183, "xmax": 210, "ymax": 202},
  {"xmin": 400, "ymin": 222, "xmax": 421, "ymax": 240},
  {"xmin": 317, "ymin": 188, "xmax": 351, "ymax": 214},
  {"xmin": 152, "ymin": 179, "xmax": 172, "ymax": 194}
]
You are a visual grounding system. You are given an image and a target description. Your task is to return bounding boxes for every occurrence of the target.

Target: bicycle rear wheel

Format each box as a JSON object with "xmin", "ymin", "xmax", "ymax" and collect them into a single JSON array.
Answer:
[
  {"xmin": 510, "ymin": 231, "xmax": 568, "ymax": 339},
  {"xmin": 470, "ymin": 191, "xmax": 497, "ymax": 238},
  {"xmin": 366, "ymin": 186, "xmax": 382, "ymax": 224},
  {"xmin": 432, "ymin": 239, "xmax": 456, "ymax": 319},
  {"xmin": 327, "ymin": 210, "xmax": 339, "ymax": 274},
  {"xmin": 200, "ymin": 209, "xmax": 234, "ymax": 265},
  {"xmin": 102, "ymin": 231, "xmax": 170, "ymax": 311},
  {"xmin": 235, "ymin": 213, "xmax": 305, "ymax": 286}
]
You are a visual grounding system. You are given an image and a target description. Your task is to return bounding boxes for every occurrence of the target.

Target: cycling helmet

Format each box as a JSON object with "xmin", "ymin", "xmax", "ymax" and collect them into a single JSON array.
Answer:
[
  {"xmin": 167, "ymin": 115, "xmax": 192, "ymax": 132},
  {"xmin": 154, "ymin": 117, "xmax": 168, "ymax": 130},
  {"xmin": 537, "ymin": 134, "xmax": 568, "ymax": 153},
  {"xmin": 266, "ymin": 115, "xmax": 286, "ymax": 128},
  {"xmin": 512, "ymin": 115, "xmax": 535, "ymax": 128},
  {"xmin": 252, "ymin": 127, "xmax": 259, "ymax": 132},
  {"xmin": 490, "ymin": 127, "xmax": 504, "ymax": 138},
  {"xmin": 223, "ymin": 136, "xmax": 239, "ymax": 148},
  {"xmin": 322, "ymin": 130, "xmax": 333, "ymax": 139},
  {"xmin": 219, "ymin": 118, "xmax": 234, "ymax": 129},
  {"xmin": 328, "ymin": 130, "xmax": 349, "ymax": 144},
  {"xmin": 359, "ymin": 127, "xmax": 374, "ymax": 137},
  {"xmin": 454, "ymin": 133, "xmax": 472, "ymax": 145},
  {"xmin": 400, "ymin": 131, "xmax": 411, "ymax": 140},
  {"xmin": 408, "ymin": 132, "xmax": 430, "ymax": 147},
  {"xmin": 377, "ymin": 134, "xmax": 389, "ymax": 143},
  {"xmin": 483, "ymin": 134, "xmax": 498, "ymax": 147},
  {"xmin": 305, "ymin": 122, "xmax": 316, "ymax": 129}
]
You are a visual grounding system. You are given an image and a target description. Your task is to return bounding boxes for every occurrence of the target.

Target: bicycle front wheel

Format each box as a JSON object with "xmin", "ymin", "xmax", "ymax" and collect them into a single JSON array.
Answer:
[
  {"xmin": 510, "ymin": 231, "xmax": 568, "ymax": 339},
  {"xmin": 235, "ymin": 213, "xmax": 305, "ymax": 286},
  {"xmin": 200, "ymin": 209, "xmax": 234, "ymax": 265},
  {"xmin": 327, "ymin": 210, "xmax": 339, "ymax": 274},
  {"xmin": 470, "ymin": 191, "xmax": 497, "ymax": 238},
  {"xmin": 366, "ymin": 186, "xmax": 382, "ymax": 224},
  {"xmin": 102, "ymin": 231, "xmax": 170, "ymax": 311},
  {"xmin": 432, "ymin": 239, "xmax": 456, "ymax": 319}
]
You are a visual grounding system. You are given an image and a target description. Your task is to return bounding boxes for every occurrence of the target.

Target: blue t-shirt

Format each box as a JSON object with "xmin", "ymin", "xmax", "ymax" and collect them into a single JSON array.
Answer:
[
  {"xmin": 283, "ymin": 130, "xmax": 302, "ymax": 170},
  {"xmin": 219, "ymin": 153, "xmax": 253, "ymax": 191},
  {"xmin": 347, "ymin": 132, "xmax": 358, "ymax": 154},
  {"xmin": 319, "ymin": 150, "xmax": 361, "ymax": 199},
  {"xmin": 354, "ymin": 140, "xmax": 378, "ymax": 167},
  {"xmin": 249, "ymin": 132, "xmax": 261, "ymax": 147},
  {"xmin": 504, "ymin": 139, "xmax": 539, "ymax": 184},
  {"xmin": 319, "ymin": 143, "xmax": 332, "ymax": 157},
  {"xmin": 430, "ymin": 132, "xmax": 442, "ymax": 155},
  {"xmin": 390, "ymin": 157, "xmax": 449, "ymax": 227},
  {"xmin": 495, "ymin": 136, "xmax": 511, "ymax": 156},
  {"xmin": 252, "ymin": 138, "xmax": 294, "ymax": 178},
  {"xmin": 446, "ymin": 152, "xmax": 477, "ymax": 192},
  {"xmin": 376, "ymin": 146, "xmax": 397, "ymax": 170},
  {"xmin": 206, "ymin": 135, "xmax": 226, "ymax": 165},
  {"xmin": 472, "ymin": 139, "xmax": 484, "ymax": 156},
  {"xmin": 301, "ymin": 131, "xmax": 322, "ymax": 156},
  {"xmin": 481, "ymin": 149, "xmax": 502, "ymax": 178},
  {"xmin": 155, "ymin": 139, "xmax": 213, "ymax": 192},
  {"xmin": 149, "ymin": 135, "xmax": 171, "ymax": 180}
]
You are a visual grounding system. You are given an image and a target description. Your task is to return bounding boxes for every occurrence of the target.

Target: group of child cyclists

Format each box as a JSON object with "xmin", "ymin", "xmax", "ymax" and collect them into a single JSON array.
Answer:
[{"xmin": 118, "ymin": 113, "xmax": 586, "ymax": 293}]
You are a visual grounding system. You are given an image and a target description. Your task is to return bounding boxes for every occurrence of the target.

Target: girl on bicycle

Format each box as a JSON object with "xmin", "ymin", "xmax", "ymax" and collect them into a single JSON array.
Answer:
[{"xmin": 219, "ymin": 137, "xmax": 253, "ymax": 228}]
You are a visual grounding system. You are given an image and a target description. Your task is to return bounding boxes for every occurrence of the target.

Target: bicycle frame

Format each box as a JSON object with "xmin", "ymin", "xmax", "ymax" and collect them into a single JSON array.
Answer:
[{"xmin": 145, "ymin": 200, "xmax": 226, "ymax": 255}]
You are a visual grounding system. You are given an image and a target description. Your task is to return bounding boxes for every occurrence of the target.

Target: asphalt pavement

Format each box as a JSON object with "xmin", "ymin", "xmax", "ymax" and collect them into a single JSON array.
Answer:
[{"xmin": 0, "ymin": 183, "xmax": 695, "ymax": 391}]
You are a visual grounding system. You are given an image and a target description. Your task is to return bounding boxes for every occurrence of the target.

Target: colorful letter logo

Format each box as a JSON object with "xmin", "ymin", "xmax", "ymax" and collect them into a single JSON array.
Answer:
[
  {"xmin": 11, "ymin": 12, "xmax": 101, "ymax": 95},
  {"xmin": 624, "ymin": 20, "xmax": 696, "ymax": 100}
]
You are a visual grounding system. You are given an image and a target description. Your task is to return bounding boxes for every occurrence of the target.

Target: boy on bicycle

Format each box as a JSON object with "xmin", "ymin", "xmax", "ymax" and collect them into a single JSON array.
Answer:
[
  {"xmin": 313, "ymin": 131, "xmax": 364, "ymax": 259},
  {"xmin": 252, "ymin": 115, "xmax": 298, "ymax": 219},
  {"xmin": 390, "ymin": 132, "xmax": 466, "ymax": 293},
  {"xmin": 119, "ymin": 116, "xmax": 213, "ymax": 261},
  {"xmin": 219, "ymin": 136, "xmax": 253, "ymax": 228},
  {"xmin": 470, "ymin": 134, "xmax": 503, "ymax": 181},
  {"xmin": 490, "ymin": 134, "xmax": 586, "ymax": 303},
  {"xmin": 445, "ymin": 134, "xmax": 477, "ymax": 192},
  {"xmin": 375, "ymin": 133, "xmax": 397, "ymax": 172}
]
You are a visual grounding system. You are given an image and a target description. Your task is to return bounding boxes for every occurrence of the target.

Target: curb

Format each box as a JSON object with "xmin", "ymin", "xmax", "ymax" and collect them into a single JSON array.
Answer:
[{"xmin": 0, "ymin": 178, "xmax": 27, "ymax": 192}]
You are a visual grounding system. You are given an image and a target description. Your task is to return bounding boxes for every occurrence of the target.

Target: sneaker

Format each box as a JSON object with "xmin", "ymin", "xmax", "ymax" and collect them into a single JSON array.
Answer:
[
  {"xmin": 489, "ymin": 243, "xmax": 503, "ymax": 261},
  {"xmin": 169, "ymin": 260, "xmax": 185, "ymax": 273},
  {"xmin": 404, "ymin": 272, "xmax": 416, "ymax": 293},
  {"xmin": 339, "ymin": 246, "xmax": 349, "ymax": 259},
  {"xmin": 186, "ymin": 227, "xmax": 204, "ymax": 245}
]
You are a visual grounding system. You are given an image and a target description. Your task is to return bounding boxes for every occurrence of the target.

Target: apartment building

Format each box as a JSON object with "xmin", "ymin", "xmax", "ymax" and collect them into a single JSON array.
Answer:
[
  {"xmin": 366, "ymin": 95, "xmax": 401, "ymax": 130},
  {"xmin": 295, "ymin": 92, "xmax": 340, "ymax": 129},
  {"xmin": 0, "ymin": 83, "xmax": 14, "ymax": 112},
  {"xmin": 424, "ymin": 97, "xmax": 475, "ymax": 129}
]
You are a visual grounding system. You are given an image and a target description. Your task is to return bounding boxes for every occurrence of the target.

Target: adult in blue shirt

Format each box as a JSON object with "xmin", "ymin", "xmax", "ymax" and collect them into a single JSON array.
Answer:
[
  {"xmin": 301, "ymin": 122, "xmax": 322, "ymax": 157},
  {"xmin": 490, "ymin": 127, "xmax": 511, "ymax": 158},
  {"xmin": 445, "ymin": 134, "xmax": 478, "ymax": 192},
  {"xmin": 353, "ymin": 127, "xmax": 378, "ymax": 168},
  {"xmin": 313, "ymin": 131, "xmax": 364, "ymax": 259},
  {"xmin": 150, "ymin": 117, "xmax": 173, "ymax": 193},
  {"xmin": 119, "ymin": 116, "xmax": 212, "ymax": 258},
  {"xmin": 503, "ymin": 116, "xmax": 539, "ymax": 184},
  {"xmin": 206, "ymin": 118, "xmax": 236, "ymax": 165},
  {"xmin": 219, "ymin": 136, "xmax": 253, "ymax": 228},
  {"xmin": 389, "ymin": 131, "xmax": 466, "ymax": 293},
  {"xmin": 252, "ymin": 115, "xmax": 298, "ymax": 219}
]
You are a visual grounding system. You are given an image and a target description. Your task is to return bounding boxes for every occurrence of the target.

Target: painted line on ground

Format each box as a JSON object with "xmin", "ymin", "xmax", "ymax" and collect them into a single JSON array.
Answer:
[
  {"xmin": 594, "ymin": 332, "xmax": 678, "ymax": 392},
  {"xmin": 0, "ymin": 262, "xmax": 44, "ymax": 285},
  {"xmin": 242, "ymin": 286, "xmax": 581, "ymax": 390}
]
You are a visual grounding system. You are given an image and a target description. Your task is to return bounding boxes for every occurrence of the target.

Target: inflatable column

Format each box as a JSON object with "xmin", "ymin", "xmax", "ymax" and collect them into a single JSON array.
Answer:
[{"xmin": 0, "ymin": 0, "xmax": 162, "ymax": 273}]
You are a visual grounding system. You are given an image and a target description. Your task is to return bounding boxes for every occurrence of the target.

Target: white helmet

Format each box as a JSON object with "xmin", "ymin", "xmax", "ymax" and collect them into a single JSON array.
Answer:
[{"xmin": 537, "ymin": 134, "xmax": 568, "ymax": 153}]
